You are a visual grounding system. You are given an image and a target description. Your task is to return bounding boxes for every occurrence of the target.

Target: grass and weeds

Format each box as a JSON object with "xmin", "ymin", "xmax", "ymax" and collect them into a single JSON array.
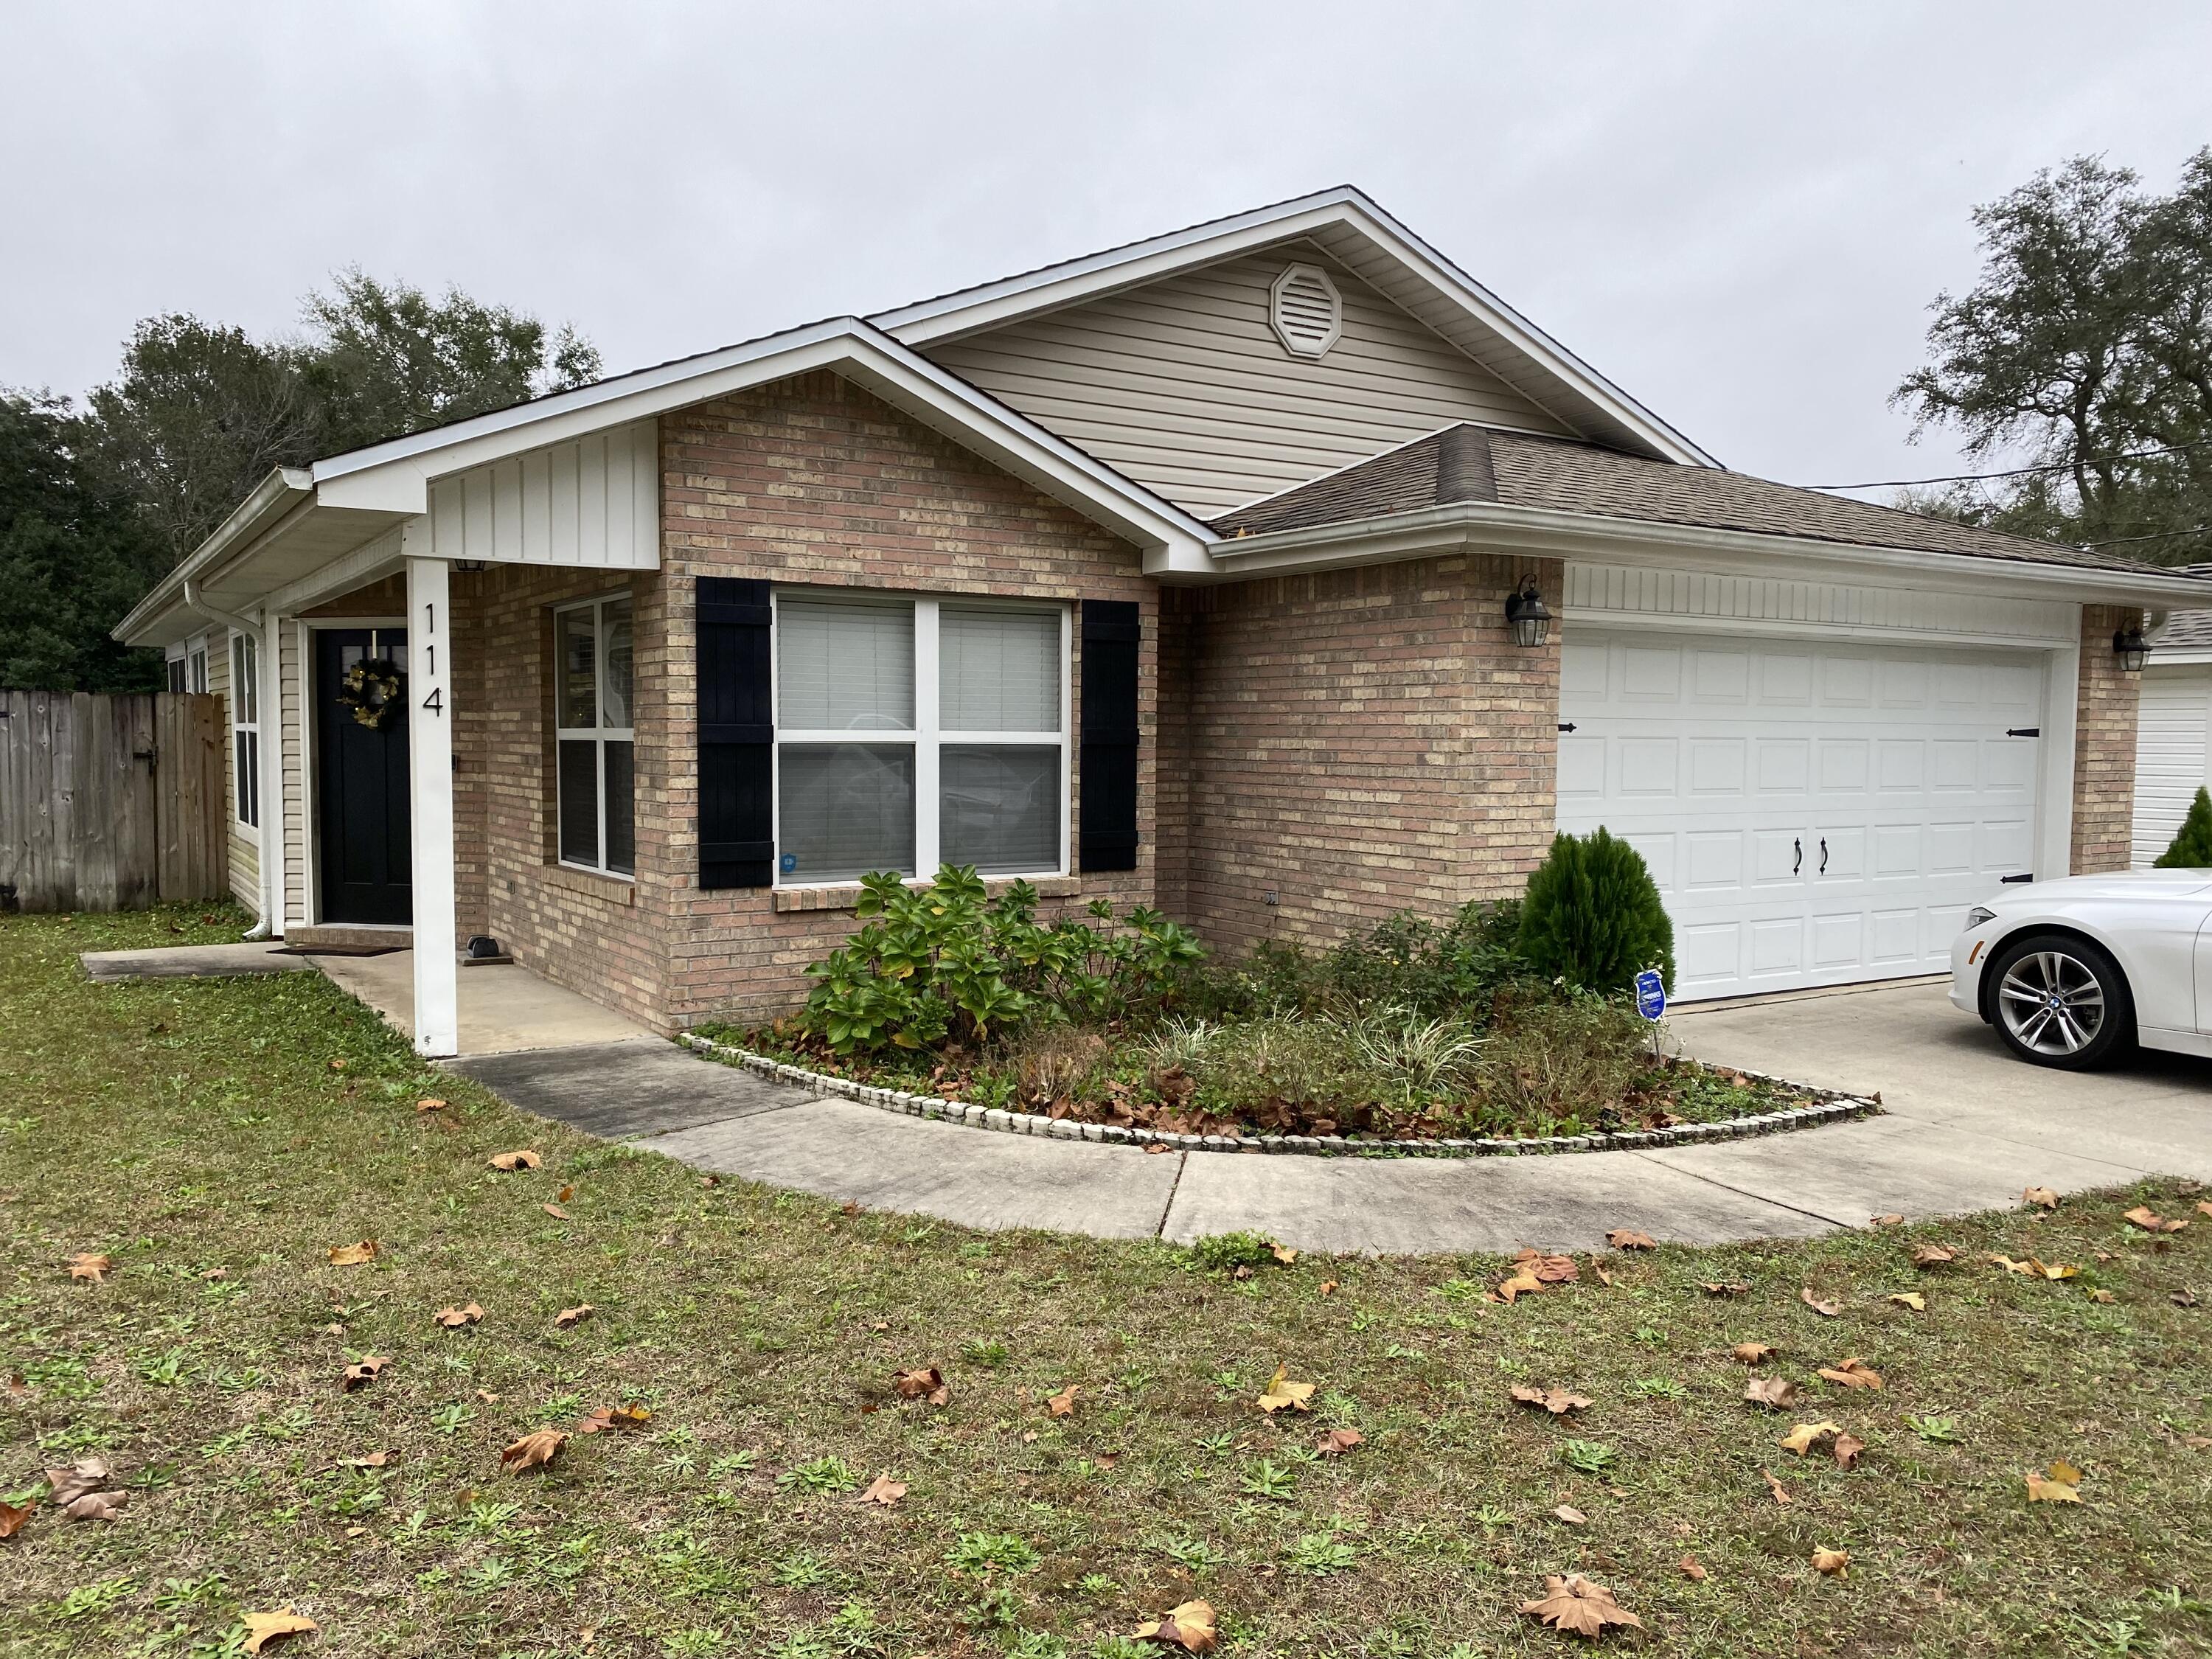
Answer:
[{"xmin": 4, "ymin": 906, "xmax": 2212, "ymax": 1655}]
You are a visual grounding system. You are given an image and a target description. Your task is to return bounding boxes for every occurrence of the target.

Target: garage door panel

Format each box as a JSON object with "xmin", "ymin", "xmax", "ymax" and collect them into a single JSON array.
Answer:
[{"xmin": 1559, "ymin": 629, "xmax": 2047, "ymax": 1001}]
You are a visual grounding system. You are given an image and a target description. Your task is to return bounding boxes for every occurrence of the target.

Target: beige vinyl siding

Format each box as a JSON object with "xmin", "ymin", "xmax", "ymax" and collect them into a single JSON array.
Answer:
[
  {"xmin": 928, "ymin": 243, "xmax": 1576, "ymax": 515},
  {"xmin": 2132, "ymin": 664, "xmax": 2212, "ymax": 867},
  {"xmin": 282, "ymin": 624, "xmax": 307, "ymax": 925},
  {"xmin": 209, "ymin": 633, "xmax": 260, "ymax": 911}
]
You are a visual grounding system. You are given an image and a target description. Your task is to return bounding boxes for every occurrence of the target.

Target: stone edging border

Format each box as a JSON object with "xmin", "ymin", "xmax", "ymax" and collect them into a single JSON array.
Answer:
[{"xmin": 677, "ymin": 1034, "xmax": 1880, "ymax": 1158}]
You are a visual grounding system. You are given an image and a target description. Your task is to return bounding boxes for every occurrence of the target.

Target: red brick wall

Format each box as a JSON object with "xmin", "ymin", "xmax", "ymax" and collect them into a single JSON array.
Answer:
[
  {"xmin": 1158, "ymin": 553, "xmax": 1562, "ymax": 955},
  {"xmin": 2073, "ymin": 603, "xmax": 2144, "ymax": 874}
]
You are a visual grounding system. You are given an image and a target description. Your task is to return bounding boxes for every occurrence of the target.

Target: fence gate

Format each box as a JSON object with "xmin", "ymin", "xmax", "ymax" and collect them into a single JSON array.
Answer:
[{"xmin": 0, "ymin": 691, "xmax": 228, "ymax": 913}]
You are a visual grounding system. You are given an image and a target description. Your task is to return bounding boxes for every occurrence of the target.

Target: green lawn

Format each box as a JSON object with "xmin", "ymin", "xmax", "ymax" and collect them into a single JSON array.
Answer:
[{"xmin": 2, "ymin": 907, "xmax": 2210, "ymax": 1658}]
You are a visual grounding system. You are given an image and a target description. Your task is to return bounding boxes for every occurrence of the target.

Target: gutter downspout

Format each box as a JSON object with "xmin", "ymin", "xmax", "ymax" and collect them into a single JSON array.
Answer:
[{"xmin": 181, "ymin": 579, "xmax": 285, "ymax": 942}]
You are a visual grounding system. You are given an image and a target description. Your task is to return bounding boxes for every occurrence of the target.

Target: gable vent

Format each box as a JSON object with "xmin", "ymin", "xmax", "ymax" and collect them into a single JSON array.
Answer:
[{"xmin": 1269, "ymin": 262, "xmax": 1342, "ymax": 359}]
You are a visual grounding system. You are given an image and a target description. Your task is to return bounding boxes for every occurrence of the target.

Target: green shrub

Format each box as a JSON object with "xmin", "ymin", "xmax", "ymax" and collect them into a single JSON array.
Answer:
[
  {"xmin": 1515, "ymin": 828, "xmax": 1674, "ymax": 994},
  {"xmin": 1186, "ymin": 1231, "xmax": 1287, "ymax": 1274},
  {"xmin": 1187, "ymin": 899, "xmax": 1528, "ymax": 1020},
  {"xmin": 1473, "ymin": 990, "xmax": 1649, "ymax": 1126},
  {"xmin": 2156, "ymin": 786, "xmax": 2212, "ymax": 867}
]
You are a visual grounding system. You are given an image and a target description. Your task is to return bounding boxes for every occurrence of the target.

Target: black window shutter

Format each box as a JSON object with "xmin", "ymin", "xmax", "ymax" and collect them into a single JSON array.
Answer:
[
  {"xmin": 696, "ymin": 577, "xmax": 775, "ymax": 889},
  {"xmin": 1079, "ymin": 600, "xmax": 1140, "ymax": 872}
]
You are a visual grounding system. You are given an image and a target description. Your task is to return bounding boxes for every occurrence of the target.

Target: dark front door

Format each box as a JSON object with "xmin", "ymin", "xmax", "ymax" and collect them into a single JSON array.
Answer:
[{"xmin": 316, "ymin": 627, "xmax": 411, "ymax": 925}]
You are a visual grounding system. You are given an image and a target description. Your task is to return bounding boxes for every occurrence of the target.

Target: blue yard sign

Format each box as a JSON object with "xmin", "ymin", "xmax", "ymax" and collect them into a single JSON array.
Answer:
[{"xmin": 1634, "ymin": 969, "xmax": 1668, "ymax": 1021}]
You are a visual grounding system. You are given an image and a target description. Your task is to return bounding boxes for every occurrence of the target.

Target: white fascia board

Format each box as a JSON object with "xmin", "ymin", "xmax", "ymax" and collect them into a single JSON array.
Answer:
[
  {"xmin": 2146, "ymin": 649, "xmax": 2212, "ymax": 667},
  {"xmin": 872, "ymin": 185, "xmax": 1717, "ymax": 470},
  {"xmin": 1198, "ymin": 500, "xmax": 2212, "ymax": 605},
  {"xmin": 309, "ymin": 319, "xmax": 1208, "ymax": 561},
  {"xmin": 114, "ymin": 468, "xmax": 316, "ymax": 645}
]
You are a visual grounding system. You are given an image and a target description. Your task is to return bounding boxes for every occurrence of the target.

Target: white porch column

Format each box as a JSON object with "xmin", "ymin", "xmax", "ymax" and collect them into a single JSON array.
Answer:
[
  {"xmin": 257, "ymin": 608, "xmax": 288, "ymax": 937},
  {"xmin": 405, "ymin": 552, "xmax": 459, "ymax": 1058}
]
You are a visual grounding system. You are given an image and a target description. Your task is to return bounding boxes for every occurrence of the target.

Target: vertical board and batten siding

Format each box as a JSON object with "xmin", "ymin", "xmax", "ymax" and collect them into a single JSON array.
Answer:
[
  {"xmin": 926, "ymin": 244, "xmax": 1574, "ymax": 515},
  {"xmin": 2131, "ymin": 665, "xmax": 2212, "ymax": 866},
  {"xmin": 428, "ymin": 420, "xmax": 661, "ymax": 568}
]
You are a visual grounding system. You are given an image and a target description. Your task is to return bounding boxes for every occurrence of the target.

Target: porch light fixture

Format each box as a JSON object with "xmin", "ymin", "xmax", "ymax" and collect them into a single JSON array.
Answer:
[
  {"xmin": 453, "ymin": 559, "xmax": 488, "ymax": 574},
  {"xmin": 1504, "ymin": 575, "xmax": 1552, "ymax": 648},
  {"xmin": 2113, "ymin": 625, "xmax": 2149, "ymax": 673}
]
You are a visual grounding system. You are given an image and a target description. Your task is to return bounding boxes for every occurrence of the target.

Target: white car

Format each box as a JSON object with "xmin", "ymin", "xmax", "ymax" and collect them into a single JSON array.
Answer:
[{"xmin": 1950, "ymin": 871, "xmax": 2212, "ymax": 1069}]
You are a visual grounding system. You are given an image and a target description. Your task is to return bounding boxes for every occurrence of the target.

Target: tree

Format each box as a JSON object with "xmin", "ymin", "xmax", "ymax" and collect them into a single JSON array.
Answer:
[
  {"xmin": 0, "ymin": 392, "xmax": 168, "ymax": 691},
  {"xmin": 2156, "ymin": 786, "xmax": 2212, "ymax": 867},
  {"xmin": 1515, "ymin": 827, "xmax": 1675, "ymax": 995},
  {"xmin": 1895, "ymin": 150, "xmax": 2212, "ymax": 565}
]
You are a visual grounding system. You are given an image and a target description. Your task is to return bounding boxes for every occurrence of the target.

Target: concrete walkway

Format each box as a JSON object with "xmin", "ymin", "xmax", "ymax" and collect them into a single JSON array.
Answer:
[{"xmin": 448, "ymin": 983, "xmax": 2212, "ymax": 1254}]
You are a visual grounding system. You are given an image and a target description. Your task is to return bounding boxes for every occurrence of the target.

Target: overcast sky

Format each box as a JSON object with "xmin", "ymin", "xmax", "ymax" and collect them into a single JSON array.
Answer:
[{"xmin": 5, "ymin": 2, "xmax": 2208, "ymax": 498}]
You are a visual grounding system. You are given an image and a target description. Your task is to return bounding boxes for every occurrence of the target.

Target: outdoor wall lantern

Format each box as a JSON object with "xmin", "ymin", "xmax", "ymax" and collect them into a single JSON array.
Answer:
[
  {"xmin": 453, "ymin": 559, "xmax": 488, "ymax": 574},
  {"xmin": 2113, "ymin": 625, "xmax": 2149, "ymax": 673},
  {"xmin": 1505, "ymin": 575, "xmax": 1553, "ymax": 648}
]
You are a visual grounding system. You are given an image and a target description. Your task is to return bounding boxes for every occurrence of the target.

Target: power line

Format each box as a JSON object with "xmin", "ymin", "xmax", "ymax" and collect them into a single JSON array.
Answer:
[
  {"xmin": 2081, "ymin": 523, "xmax": 2212, "ymax": 549},
  {"xmin": 1803, "ymin": 437, "xmax": 2212, "ymax": 493}
]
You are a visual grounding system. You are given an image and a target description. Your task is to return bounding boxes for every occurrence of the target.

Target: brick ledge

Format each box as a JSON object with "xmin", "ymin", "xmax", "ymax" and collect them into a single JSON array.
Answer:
[
  {"xmin": 773, "ymin": 874, "xmax": 1084, "ymax": 914},
  {"xmin": 538, "ymin": 864, "xmax": 636, "ymax": 906}
]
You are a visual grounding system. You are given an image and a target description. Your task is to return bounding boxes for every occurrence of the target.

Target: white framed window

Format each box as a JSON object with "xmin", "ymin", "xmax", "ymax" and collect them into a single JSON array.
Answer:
[
  {"xmin": 230, "ymin": 633, "xmax": 259, "ymax": 828},
  {"xmin": 773, "ymin": 592, "xmax": 1068, "ymax": 885},
  {"xmin": 187, "ymin": 643, "xmax": 209, "ymax": 694},
  {"xmin": 165, "ymin": 655, "xmax": 186, "ymax": 694},
  {"xmin": 554, "ymin": 594, "xmax": 636, "ymax": 877}
]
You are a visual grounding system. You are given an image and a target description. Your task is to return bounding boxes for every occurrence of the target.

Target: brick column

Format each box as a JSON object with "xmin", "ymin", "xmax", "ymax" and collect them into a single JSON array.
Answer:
[{"xmin": 2070, "ymin": 604, "xmax": 2143, "ymax": 874}]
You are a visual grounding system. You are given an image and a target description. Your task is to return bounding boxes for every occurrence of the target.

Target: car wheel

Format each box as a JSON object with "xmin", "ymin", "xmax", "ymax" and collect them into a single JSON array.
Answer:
[{"xmin": 1984, "ymin": 932, "xmax": 2135, "ymax": 1070}]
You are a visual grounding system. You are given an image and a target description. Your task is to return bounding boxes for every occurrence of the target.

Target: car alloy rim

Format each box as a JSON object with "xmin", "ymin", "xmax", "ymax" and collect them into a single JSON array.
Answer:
[{"xmin": 1997, "ymin": 949, "xmax": 2106, "ymax": 1056}]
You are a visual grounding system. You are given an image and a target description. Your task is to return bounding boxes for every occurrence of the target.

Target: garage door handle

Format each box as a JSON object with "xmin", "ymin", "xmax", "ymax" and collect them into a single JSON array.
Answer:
[
  {"xmin": 1819, "ymin": 838, "xmax": 1829, "ymax": 875},
  {"xmin": 2000, "ymin": 872, "xmax": 2034, "ymax": 883},
  {"xmin": 1792, "ymin": 838, "xmax": 1802, "ymax": 875},
  {"xmin": 2006, "ymin": 727, "xmax": 2039, "ymax": 737},
  {"xmin": 1557, "ymin": 722, "xmax": 1576, "ymax": 733}
]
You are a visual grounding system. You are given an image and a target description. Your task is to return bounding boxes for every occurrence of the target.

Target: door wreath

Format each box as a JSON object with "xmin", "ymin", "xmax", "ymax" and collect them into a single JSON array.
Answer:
[{"xmin": 337, "ymin": 658, "xmax": 404, "ymax": 729}]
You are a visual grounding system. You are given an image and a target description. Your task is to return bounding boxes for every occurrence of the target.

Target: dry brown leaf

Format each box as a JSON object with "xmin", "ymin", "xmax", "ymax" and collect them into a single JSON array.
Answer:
[
  {"xmin": 328, "ymin": 1058, "xmax": 347, "ymax": 1071},
  {"xmin": 1553, "ymin": 1503, "xmax": 1587, "ymax": 1526},
  {"xmin": 1132, "ymin": 1598, "xmax": 1219, "ymax": 1651},
  {"xmin": 241, "ymin": 1607, "xmax": 319, "ymax": 1654},
  {"xmin": 554, "ymin": 1304, "xmax": 594, "ymax": 1329},
  {"xmin": 1593, "ymin": 1264, "xmax": 1615, "ymax": 1287},
  {"xmin": 2031, "ymin": 1259, "xmax": 2081, "ymax": 1281},
  {"xmin": 434, "ymin": 1303, "xmax": 484, "ymax": 1329},
  {"xmin": 1318, "ymin": 1279, "xmax": 1340, "ymax": 1296},
  {"xmin": 1762, "ymin": 1469, "xmax": 1793, "ymax": 1506},
  {"xmin": 1887, "ymin": 1292, "xmax": 1927, "ymax": 1311},
  {"xmin": 0, "ymin": 1502, "xmax": 29, "ymax": 1540},
  {"xmin": 44, "ymin": 1458, "xmax": 112, "ymax": 1506},
  {"xmin": 327, "ymin": 1241, "xmax": 377, "ymax": 1267},
  {"xmin": 501, "ymin": 1429, "xmax": 568, "ymax": 1472},
  {"xmin": 1515, "ymin": 1249, "xmax": 1581, "ymax": 1283},
  {"xmin": 1811, "ymin": 1547, "xmax": 1851, "ymax": 1577},
  {"xmin": 1779, "ymin": 1420, "xmax": 1843, "ymax": 1456},
  {"xmin": 1678, "ymin": 1553, "xmax": 1707, "ymax": 1582},
  {"xmin": 2175, "ymin": 1288, "xmax": 2201, "ymax": 1307},
  {"xmin": 2123, "ymin": 1205, "xmax": 2188, "ymax": 1234},
  {"xmin": 2025, "ymin": 1461, "xmax": 2083, "ymax": 1503},
  {"xmin": 340, "ymin": 1355, "xmax": 389, "ymax": 1392},
  {"xmin": 1607, "ymin": 1229, "xmax": 1657, "ymax": 1251},
  {"xmin": 341, "ymin": 1451, "xmax": 389, "ymax": 1469},
  {"xmin": 2087, "ymin": 1287, "xmax": 2117, "ymax": 1304},
  {"xmin": 2199, "ymin": 1200, "xmax": 2212, "ymax": 1220},
  {"xmin": 894, "ymin": 1366, "xmax": 950, "ymax": 1406},
  {"xmin": 1912, "ymin": 1243, "xmax": 1958, "ymax": 1268},
  {"xmin": 63, "ymin": 1490, "xmax": 125, "ymax": 1521},
  {"xmin": 1799, "ymin": 1287, "xmax": 1841, "ymax": 1317},
  {"xmin": 488, "ymin": 1150, "xmax": 543, "ymax": 1171},
  {"xmin": 1832, "ymin": 1432, "xmax": 1866, "ymax": 1470},
  {"xmin": 1868, "ymin": 1213, "xmax": 1904, "ymax": 1228},
  {"xmin": 1046, "ymin": 1384, "xmax": 1079, "ymax": 1419},
  {"xmin": 1270, "ymin": 1242, "xmax": 1298, "ymax": 1265},
  {"xmin": 1700, "ymin": 1281, "xmax": 1750, "ymax": 1297},
  {"xmin": 67, "ymin": 1252, "xmax": 111, "ymax": 1284},
  {"xmin": 415, "ymin": 1097, "xmax": 447, "ymax": 1113},
  {"xmin": 1318, "ymin": 1427, "xmax": 1363, "ymax": 1456},
  {"xmin": 2023, "ymin": 1186, "xmax": 2059, "ymax": 1209},
  {"xmin": 557, "ymin": 1184, "xmax": 576, "ymax": 1203},
  {"xmin": 1744, "ymin": 1376, "xmax": 1799, "ymax": 1410},
  {"xmin": 857, "ymin": 1473, "xmax": 906, "ymax": 1507},
  {"xmin": 1732, "ymin": 1340, "xmax": 1777, "ymax": 1364},
  {"xmin": 1494, "ymin": 1268, "xmax": 1545, "ymax": 1304},
  {"xmin": 1510, "ymin": 1384, "xmax": 1593, "ymax": 1416},
  {"xmin": 1518, "ymin": 1573, "xmax": 1643, "ymax": 1637},
  {"xmin": 1255, "ymin": 1365, "xmax": 1315, "ymax": 1414},
  {"xmin": 542, "ymin": 1203, "xmax": 571, "ymax": 1220},
  {"xmin": 1818, "ymin": 1358, "xmax": 1884, "ymax": 1391}
]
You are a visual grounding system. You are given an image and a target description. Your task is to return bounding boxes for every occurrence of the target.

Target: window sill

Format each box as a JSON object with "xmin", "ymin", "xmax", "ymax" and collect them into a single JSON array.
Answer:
[
  {"xmin": 542, "ymin": 864, "xmax": 636, "ymax": 905},
  {"xmin": 773, "ymin": 874, "xmax": 1081, "ymax": 915}
]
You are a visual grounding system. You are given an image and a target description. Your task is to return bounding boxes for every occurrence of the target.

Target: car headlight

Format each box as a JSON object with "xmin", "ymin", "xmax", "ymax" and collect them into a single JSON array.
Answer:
[{"xmin": 1965, "ymin": 906, "xmax": 1997, "ymax": 930}]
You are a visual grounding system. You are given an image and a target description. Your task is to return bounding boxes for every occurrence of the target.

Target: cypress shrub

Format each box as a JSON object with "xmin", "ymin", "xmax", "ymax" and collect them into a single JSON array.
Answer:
[
  {"xmin": 1515, "ymin": 827, "xmax": 1676, "ymax": 995},
  {"xmin": 2156, "ymin": 786, "xmax": 2212, "ymax": 867}
]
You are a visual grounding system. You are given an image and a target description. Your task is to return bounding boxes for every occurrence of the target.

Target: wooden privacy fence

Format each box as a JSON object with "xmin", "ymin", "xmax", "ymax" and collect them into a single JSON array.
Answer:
[{"xmin": 0, "ymin": 691, "xmax": 228, "ymax": 913}]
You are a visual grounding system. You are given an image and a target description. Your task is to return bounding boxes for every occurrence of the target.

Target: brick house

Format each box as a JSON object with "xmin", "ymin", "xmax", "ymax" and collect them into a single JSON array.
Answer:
[{"xmin": 116, "ymin": 188, "xmax": 2210, "ymax": 1056}]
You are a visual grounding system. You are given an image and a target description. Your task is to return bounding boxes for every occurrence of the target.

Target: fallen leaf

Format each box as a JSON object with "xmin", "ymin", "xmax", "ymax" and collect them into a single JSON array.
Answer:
[
  {"xmin": 488, "ymin": 1150, "xmax": 543, "ymax": 1171},
  {"xmin": 574, "ymin": 1403, "xmax": 651, "ymax": 1433},
  {"xmin": 894, "ymin": 1366, "xmax": 950, "ymax": 1406},
  {"xmin": 1515, "ymin": 1249, "xmax": 1581, "ymax": 1284},
  {"xmin": 2123, "ymin": 1205, "xmax": 2188, "ymax": 1234},
  {"xmin": 0, "ymin": 1502, "xmax": 29, "ymax": 1539},
  {"xmin": 340, "ymin": 1355, "xmax": 389, "ymax": 1392},
  {"xmin": 67, "ymin": 1252, "xmax": 112, "ymax": 1284},
  {"xmin": 1318, "ymin": 1279, "xmax": 1340, "ymax": 1296},
  {"xmin": 2199, "ymin": 1201, "xmax": 2212, "ymax": 1220},
  {"xmin": 327, "ymin": 1241, "xmax": 377, "ymax": 1267},
  {"xmin": 554, "ymin": 1304, "xmax": 594, "ymax": 1329},
  {"xmin": 1700, "ymin": 1281, "xmax": 1751, "ymax": 1297},
  {"xmin": 434, "ymin": 1303, "xmax": 484, "ymax": 1329},
  {"xmin": 63, "ymin": 1490, "xmax": 125, "ymax": 1520},
  {"xmin": 2030, "ymin": 1259, "xmax": 2081, "ymax": 1281},
  {"xmin": 1832, "ymin": 1432, "xmax": 1866, "ymax": 1470},
  {"xmin": 341, "ymin": 1451, "xmax": 389, "ymax": 1469},
  {"xmin": 857, "ymin": 1473, "xmax": 906, "ymax": 1507},
  {"xmin": 501, "ymin": 1429, "xmax": 568, "ymax": 1472},
  {"xmin": 1553, "ymin": 1503, "xmax": 1587, "ymax": 1526},
  {"xmin": 1607, "ymin": 1229, "xmax": 1657, "ymax": 1251},
  {"xmin": 1132, "ymin": 1598, "xmax": 1218, "ymax": 1651},
  {"xmin": 1518, "ymin": 1573, "xmax": 1642, "ymax": 1637},
  {"xmin": 1779, "ymin": 1420, "xmax": 1844, "ymax": 1456},
  {"xmin": 2175, "ymin": 1288, "xmax": 2201, "ymax": 1307},
  {"xmin": 1811, "ymin": 1547, "xmax": 1851, "ymax": 1577},
  {"xmin": 415, "ymin": 1097, "xmax": 447, "ymax": 1113},
  {"xmin": 44, "ymin": 1458, "xmax": 113, "ymax": 1506},
  {"xmin": 1868, "ymin": 1214, "xmax": 1904, "ymax": 1228},
  {"xmin": 1679, "ymin": 1554, "xmax": 1707, "ymax": 1582},
  {"xmin": 1593, "ymin": 1264, "xmax": 1615, "ymax": 1287},
  {"xmin": 1744, "ymin": 1376, "xmax": 1799, "ymax": 1410},
  {"xmin": 2025, "ymin": 1461, "xmax": 2083, "ymax": 1503},
  {"xmin": 1818, "ymin": 1358, "xmax": 1884, "ymax": 1391},
  {"xmin": 2023, "ymin": 1186, "xmax": 2059, "ymax": 1209},
  {"xmin": 1270, "ymin": 1242, "xmax": 1298, "ymax": 1265},
  {"xmin": 542, "ymin": 1203, "xmax": 571, "ymax": 1220},
  {"xmin": 328, "ymin": 1058, "xmax": 347, "ymax": 1071},
  {"xmin": 1511, "ymin": 1384, "xmax": 1593, "ymax": 1416},
  {"xmin": 1912, "ymin": 1243, "xmax": 1958, "ymax": 1268},
  {"xmin": 1762, "ymin": 1470, "xmax": 1793, "ymax": 1505},
  {"xmin": 241, "ymin": 1607, "xmax": 319, "ymax": 1654},
  {"xmin": 1886, "ymin": 1292, "xmax": 1927, "ymax": 1311},
  {"xmin": 1732, "ymin": 1341, "xmax": 1777, "ymax": 1364},
  {"xmin": 1318, "ymin": 1427, "xmax": 1363, "ymax": 1456},
  {"xmin": 2087, "ymin": 1288, "xmax": 2117, "ymax": 1304},
  {"xmin": 1800, "ymin": 1288, "xmax": 1841, "ymax": 1317},
  {"xmin": 1046, "ymin": 1384, "xmax": 1079, "ymax": 1419},
  {"xmin": 1494, "ymin": 1268, "xmax": 1545, "ymax": 1304},
  {"xmin": 1255, "ymin": 1365, "xmax": 1316, "ymax": 1414}
]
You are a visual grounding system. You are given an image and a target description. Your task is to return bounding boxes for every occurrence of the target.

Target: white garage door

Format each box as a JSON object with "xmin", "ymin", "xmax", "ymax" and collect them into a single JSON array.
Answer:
[{"xmin": 1558, "ymin": 630, "xmax": 2046, "ymax": 1001}]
